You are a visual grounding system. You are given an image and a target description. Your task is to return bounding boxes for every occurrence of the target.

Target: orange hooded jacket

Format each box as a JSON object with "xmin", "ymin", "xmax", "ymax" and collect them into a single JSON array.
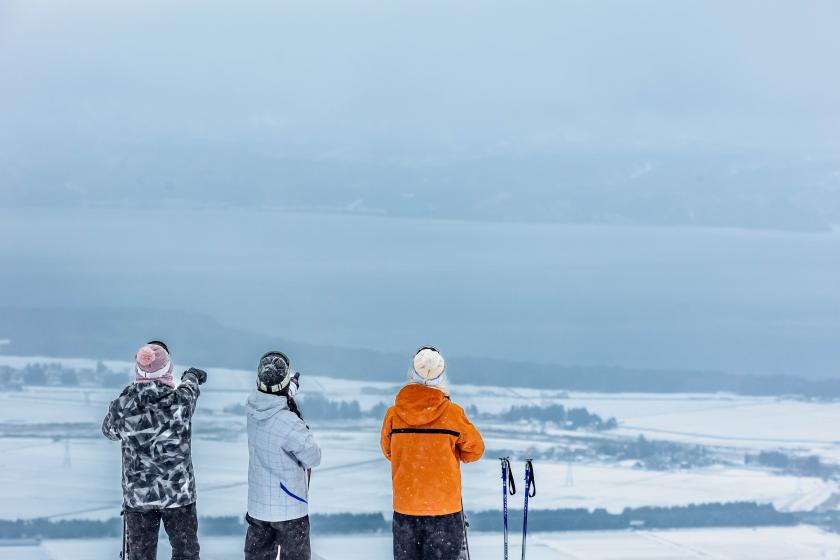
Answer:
[{"xmin": 380, "ymin": 384, "xmax": 485, "ymax": 516}]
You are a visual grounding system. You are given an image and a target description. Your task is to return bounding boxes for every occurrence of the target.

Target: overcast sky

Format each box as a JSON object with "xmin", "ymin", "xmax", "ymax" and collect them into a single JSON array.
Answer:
[{"xmin": 2, "ymin": 0, "xmax": 839, "ymax": 159}]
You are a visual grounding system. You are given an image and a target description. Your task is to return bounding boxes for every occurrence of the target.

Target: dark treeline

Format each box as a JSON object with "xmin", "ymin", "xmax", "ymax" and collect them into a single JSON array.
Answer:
[
  {"xmin": 0, "ymin": 503, "xmax": 794, "ymax": 539},
  {"xmin": 223, "ymin": 394, "xmax": 387, "ymax": 420},
  {"xmin": 225, "ymin": 396, "xmax": 612, "ymax": 428},
  {"xmin": 745, "ymin": 450, "xmax": 838, "ymax": 479},
  {"xmin": 298, "ymin": 393, "xmax": 387, "ymax": 421},
  {"xmin": 496, "ymin": 404, "xmax": 617, "ymax": 430},
  {"xmin": 2, "ymin": 307, "xmax": 838, "ymax": 397},
  {"xmin": 503, "ymin": 435, "xmax": 713, "ymax": 470},
  {"xmin": 0, "ymin": 361, "xmax": 129, "ymax": 390},
  {"xmin": 468, "ymin": 502, "xmax": 795, "ymax": 532},
  {"xmin": 0, "ymin": 513, "xmax": 388, "ymax": 540}
]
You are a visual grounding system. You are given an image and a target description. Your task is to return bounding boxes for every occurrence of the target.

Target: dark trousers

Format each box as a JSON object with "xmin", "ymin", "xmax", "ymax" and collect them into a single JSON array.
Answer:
[
  {"xmin": 125, "ymin": 503, "xmax": 200, "ymax": 560},
  {"xmin": 393, "ymin": 511, "xmax": 464, "ymax": 560},
  {"xmin": 244, "ymin": 513, "xmax": 311, "ymax": 560}
]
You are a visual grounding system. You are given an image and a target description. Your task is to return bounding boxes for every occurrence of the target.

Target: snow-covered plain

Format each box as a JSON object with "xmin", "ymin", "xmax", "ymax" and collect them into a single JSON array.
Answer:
[
  {"xmin": 1, "ymin": 433, "xmax": 833, "ymax": 520},
  {"xmin": 2, "ymin": 354, "xmax": 840, "ymax": 558}
]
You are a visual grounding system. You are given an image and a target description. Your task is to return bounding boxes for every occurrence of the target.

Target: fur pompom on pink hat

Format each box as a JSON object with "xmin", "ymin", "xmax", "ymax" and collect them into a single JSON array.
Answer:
[{"xmin": 135, "ymin": 343, "xmax": 174, "ymax": 387}]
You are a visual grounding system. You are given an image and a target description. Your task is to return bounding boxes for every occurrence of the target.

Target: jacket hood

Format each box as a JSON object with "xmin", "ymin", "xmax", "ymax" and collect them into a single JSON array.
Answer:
[
  {"xmin": 246, "ymin": 390, "xmax": 289, "ymax": 421},
  {"xmin": 394, "ymin": 384, "xmax": 449, "ymax": 426}
]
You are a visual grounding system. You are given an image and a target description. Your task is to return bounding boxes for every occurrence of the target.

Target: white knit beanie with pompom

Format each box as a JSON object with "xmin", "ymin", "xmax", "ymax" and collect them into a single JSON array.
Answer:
[
  {"xmin": 413, "ymin": 348, "xmax": 445, "ymax": 380},
  {"xmin": 407, "ymin": 347, "xmax": 449, "ymax": 395}
]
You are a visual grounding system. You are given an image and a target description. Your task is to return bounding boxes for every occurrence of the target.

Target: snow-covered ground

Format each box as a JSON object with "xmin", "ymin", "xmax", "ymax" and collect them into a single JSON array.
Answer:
[
  {"xmin": 1, "ymin": 363, "xmax": 838, "ymax": 519},
  {"xmin": 2, "ymin": 353, "xmax": 840, "ymax": 560},
  {"xmin": 1, "ymin": 433, "xmax": 833, "ymax": 520},
  {"xmin": 3, "ymin": 526, "xmax": 838, "ymax": 560}
]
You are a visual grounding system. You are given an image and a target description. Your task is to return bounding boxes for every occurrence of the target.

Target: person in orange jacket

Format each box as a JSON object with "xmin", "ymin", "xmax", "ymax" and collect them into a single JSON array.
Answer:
[{"xmin": 380, "ymin": 346, "xmax": 485, "ymax": 560}]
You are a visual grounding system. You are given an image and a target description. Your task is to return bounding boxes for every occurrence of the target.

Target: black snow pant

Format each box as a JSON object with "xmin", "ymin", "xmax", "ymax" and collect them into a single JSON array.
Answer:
[
  {"xmin": 244, "ymin": 513, "xmax": 311, "ymax": 560},
  {"xmin": 392, "ymin": 511, "xmax": 464, "ymax": 560},
  {"xmin": 125, "ymin": 502, "xmax": 200, "ymax": 560}
]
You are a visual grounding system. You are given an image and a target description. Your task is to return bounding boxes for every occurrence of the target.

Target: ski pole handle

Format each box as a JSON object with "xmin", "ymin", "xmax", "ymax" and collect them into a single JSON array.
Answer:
[
  {"xmin": 500, "ymin": 457, "xmax": 516, "ymax": 495},
  {"xmin": 525, "ymin": 459, "xmax": 535, "ymax": 497}
]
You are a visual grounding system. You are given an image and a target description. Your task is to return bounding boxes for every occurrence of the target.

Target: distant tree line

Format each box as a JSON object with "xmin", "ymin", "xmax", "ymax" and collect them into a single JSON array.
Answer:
[
  {"xmin": 468, "ymin": 502, "xmax": 796, "ymax": 532},
  {"xmin": 222, "ymin": 396, "xmax": 616, "ymax": 432},
  {"xmin": 745, "ymin": 450, "xmax": 838, "ymax": 479},
  {"xmin": 223, "ymin": 394, "xmax": 388, "ymax": 421},
  {"xmin": 0, "ymin": 503, "xmax": 795, "ymax": 539},
  {"xmin": 0, "ymin": 514, "xmax": 388, "ymax": 540},
  {"xmin": 1, "ymin": 361, "xmax": 128, "ymax": 389},
  {"xmin": 495, "ymin": 403, "xmax": 617, "ymax": 430},
  {"xmin": 491, "ymin": 434, "xmax": 714, "ymax": 470}
]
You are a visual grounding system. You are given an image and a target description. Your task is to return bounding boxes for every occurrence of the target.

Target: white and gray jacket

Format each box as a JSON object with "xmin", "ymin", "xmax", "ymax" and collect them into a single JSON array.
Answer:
[
  {"xmin": 102, "ymin": 374, "xmax": 201, "ymax": 510},
  {"xmin": 246, "ymin": 391, "xmax": 322, "ymax": 522}
]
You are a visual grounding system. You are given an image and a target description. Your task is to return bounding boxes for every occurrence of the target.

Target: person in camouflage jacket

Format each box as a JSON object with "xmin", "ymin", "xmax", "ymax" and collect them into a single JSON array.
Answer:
[{"xmin": 102, "ymin": 341, "xmax": 207, "ymax": 560}]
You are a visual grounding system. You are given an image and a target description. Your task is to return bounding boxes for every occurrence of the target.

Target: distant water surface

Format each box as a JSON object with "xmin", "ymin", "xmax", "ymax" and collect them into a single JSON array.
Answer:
[{"xmin": 1, "ymin": 207, "xmax": 838, "ymax": 376}]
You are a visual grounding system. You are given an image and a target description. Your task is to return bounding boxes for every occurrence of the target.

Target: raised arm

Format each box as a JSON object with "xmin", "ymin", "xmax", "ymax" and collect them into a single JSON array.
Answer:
[{"xmin": 175, "ymin": 368, "xmax": 206, "ymax": 416}]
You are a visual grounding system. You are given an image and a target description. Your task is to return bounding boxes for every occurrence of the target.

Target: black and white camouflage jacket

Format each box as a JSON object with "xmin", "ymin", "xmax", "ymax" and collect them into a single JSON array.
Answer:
[{"xmin": 102, "ymin": 372, "xmax": 201, "ymax": 510}]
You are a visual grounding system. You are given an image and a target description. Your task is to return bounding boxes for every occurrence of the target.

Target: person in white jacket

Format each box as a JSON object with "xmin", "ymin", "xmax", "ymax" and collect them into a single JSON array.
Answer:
[{"xmin": 245, "ymin": 351, "xmax": 321, "ymax": 560}]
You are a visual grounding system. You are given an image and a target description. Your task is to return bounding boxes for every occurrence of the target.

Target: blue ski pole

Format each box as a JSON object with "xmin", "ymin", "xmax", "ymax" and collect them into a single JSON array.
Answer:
[
  {"xmin": 500, "ymin": 457, "xmax": 516, "ymax": 560},
  {"xmin": 521, "ymin": 459, "xmax": 535, "ymax": 560}
]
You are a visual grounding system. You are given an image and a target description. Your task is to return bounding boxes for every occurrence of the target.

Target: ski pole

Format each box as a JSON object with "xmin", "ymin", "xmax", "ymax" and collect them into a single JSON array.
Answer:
[
  {"xmin": 460, "ymin": 497, "xmax": 471, "ymax": 560},
  {"xmin": 500, "ymin": 457, "xmax": 516, "ymax": 560},
  {"xmin": 120, "ymin": 506, "xmax": 129, "ymax": 560},
  {"xmin": 521, "ymin": 459, "xmax": 536, "ymax": 560}
]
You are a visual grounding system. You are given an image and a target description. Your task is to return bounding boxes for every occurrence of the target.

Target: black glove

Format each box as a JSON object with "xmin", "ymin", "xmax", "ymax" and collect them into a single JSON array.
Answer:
[{"xmin": 182, "ymin": 367, "xmax": 208, "ymax": 385}]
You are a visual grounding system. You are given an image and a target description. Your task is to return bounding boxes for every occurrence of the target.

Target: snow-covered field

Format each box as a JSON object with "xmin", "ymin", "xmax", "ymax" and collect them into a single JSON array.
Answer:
[
  {"xmin": 4, "ymin": 355, "xmax": 840, "ymax": 455},
  {"xmin": 1, "ymin": 433, "xmax": 833, "ymax": 520},
  {"xmin": 3, "ymin": 526, "xmax": 839, "ymax": 560},
  {"xmin": 2, "ymin": 354, "xmax": 840, "ymax": 559}
]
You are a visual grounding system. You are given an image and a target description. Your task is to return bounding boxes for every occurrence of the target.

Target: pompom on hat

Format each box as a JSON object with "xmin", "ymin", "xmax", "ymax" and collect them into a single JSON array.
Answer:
[
  {"xmin": 134, "ymin": 341, "xmax": 174, "ymax": 387},
  {"xmin": 413, "ymin": 346, "xmax": 445, "ymax": 380},
  {"xmin": 408, "ymin": 346, "xmax": 448, "ymax": 394}
]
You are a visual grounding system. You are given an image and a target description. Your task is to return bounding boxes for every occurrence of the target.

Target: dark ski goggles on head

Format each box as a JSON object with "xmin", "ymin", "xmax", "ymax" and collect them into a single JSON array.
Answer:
[
  {"xmin": 259, "ymin": 350, "xmax": 291, "ymax": 368},
  {"xmin": 147, "ymin": 340, "xmax": 170, "ymax": 353}
]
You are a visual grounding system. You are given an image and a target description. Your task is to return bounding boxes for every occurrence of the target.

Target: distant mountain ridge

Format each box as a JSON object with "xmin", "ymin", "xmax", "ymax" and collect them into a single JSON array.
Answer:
[
  {"xmin": 2, "ymin": 151, "xmax": 839, "ymax": 232},
  {"xmin": 2, "ymin": 306, "xmax": 839, "ymax": 398}
]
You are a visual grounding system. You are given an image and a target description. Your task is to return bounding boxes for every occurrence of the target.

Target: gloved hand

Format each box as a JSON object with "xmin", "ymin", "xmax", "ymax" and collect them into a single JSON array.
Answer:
[
  {"xmin": 182, "ymin": 367, "xmax": 208, "ymax": 385},
  {"xmin": 287, "ymin": 371, "xmax": 301, "ymax": 397}
]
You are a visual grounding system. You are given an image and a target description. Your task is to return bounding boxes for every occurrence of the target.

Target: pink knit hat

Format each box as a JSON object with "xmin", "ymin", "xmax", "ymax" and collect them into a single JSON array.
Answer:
[{"xmin": 135, "ymin": 343, "xmax": 174, "ymax": 387}]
